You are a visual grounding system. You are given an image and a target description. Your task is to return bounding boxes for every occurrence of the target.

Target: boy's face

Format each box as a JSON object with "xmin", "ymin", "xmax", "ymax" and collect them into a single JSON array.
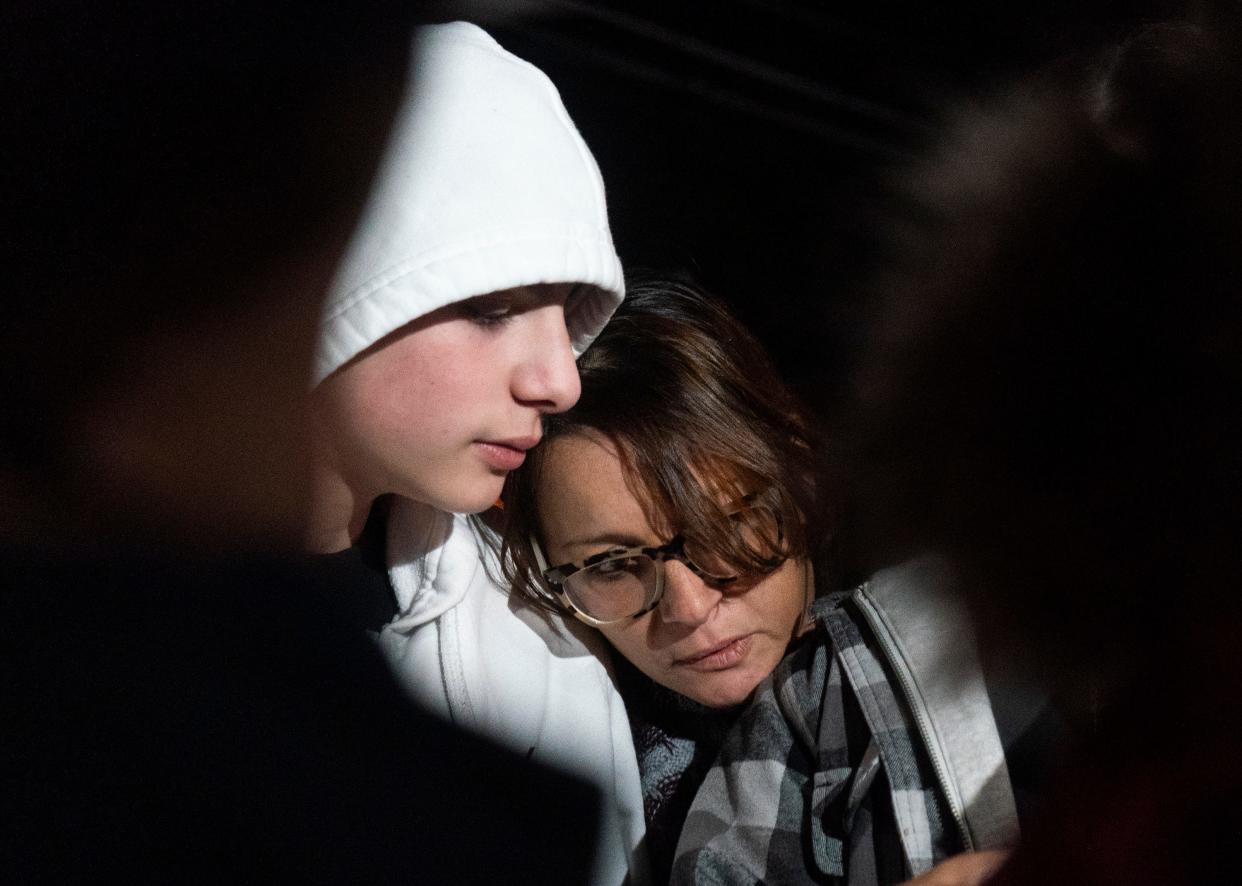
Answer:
[{"xmin": 314, "ymin": 283, "xmax": 581, "ymax": 514}]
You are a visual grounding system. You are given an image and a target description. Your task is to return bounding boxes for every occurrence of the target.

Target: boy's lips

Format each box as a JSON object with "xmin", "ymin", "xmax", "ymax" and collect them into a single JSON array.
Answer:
[
  {"xmin": 474, "ymin": 435, "xmax": 541, "ymax": 471},
  {"xmin": 486, "ymin": 435, "xmax": 541, "ymax": 451}
]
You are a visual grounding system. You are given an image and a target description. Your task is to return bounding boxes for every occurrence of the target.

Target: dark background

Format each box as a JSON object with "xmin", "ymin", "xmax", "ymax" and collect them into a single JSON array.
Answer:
[{"xmin": 450, "ymin": 0, "xmax": 1178, "ymax": 414}]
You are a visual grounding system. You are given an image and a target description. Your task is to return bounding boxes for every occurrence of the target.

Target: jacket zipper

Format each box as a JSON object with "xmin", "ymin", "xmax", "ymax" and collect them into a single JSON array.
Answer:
[{"xmin": 851, "ymin": 586, "xmax": 974, "ymax": 851}]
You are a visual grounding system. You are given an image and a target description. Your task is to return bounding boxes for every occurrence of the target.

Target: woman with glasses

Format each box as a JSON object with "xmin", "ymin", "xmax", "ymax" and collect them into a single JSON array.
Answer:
[{"xmin": 500, "ymin": 277, "xmax": 1020, "ymax": 885}]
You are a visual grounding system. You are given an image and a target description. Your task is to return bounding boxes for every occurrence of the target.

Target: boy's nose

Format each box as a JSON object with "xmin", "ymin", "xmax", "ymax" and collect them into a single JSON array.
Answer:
[{"xmin": 512, "ymin": 305, "xmax": 581, "ymax": 413}]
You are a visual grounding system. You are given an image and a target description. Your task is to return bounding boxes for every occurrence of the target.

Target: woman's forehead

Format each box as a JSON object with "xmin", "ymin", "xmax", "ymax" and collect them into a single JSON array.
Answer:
[
  {"xmin": 537, "ymin": 433, "xmax": 659, "ymax": 550},
  {"xmin": 539, "ymin": 433, "xmax": 643, "ymax": 516},
  {"xmin": 538, "ymin": 432, "xmax": 751, "ymax": 542}
]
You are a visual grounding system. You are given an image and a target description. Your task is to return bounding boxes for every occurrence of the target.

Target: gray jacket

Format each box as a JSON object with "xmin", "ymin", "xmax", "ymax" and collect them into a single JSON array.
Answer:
[
  {"xmin": 853, "ymin": 557, "xmax": 1019, "ymax": 852},
  {"xmin": 672, "ymin": 557, "xmax": 1019, "ymax": 884}
]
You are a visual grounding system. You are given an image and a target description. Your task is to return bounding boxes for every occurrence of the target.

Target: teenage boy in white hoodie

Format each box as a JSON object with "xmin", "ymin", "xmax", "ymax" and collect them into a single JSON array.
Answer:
[
  {"xmin": 308, "ymin": 23, "xmax": 648, "ymax": 886},
  {"xmin": 5, "ymin": 6, "xmax": 603, "ymax": 883}
]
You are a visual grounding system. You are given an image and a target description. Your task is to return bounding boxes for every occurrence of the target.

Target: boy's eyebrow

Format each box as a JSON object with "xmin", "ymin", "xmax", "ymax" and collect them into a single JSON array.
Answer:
[{"xmin": 513, "ymin": 282, "xmax": 576, "ymax": 307}]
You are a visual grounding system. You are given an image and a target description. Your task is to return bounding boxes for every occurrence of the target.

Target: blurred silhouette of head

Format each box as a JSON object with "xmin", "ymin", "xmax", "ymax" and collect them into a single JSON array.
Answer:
[
  {"xmin": 2, "ymin": 1, "xmax": 415, "ymax": 551},
  {"xmin": 853, "ymin": 14, "xmax": 1242, "ymax": 708}
]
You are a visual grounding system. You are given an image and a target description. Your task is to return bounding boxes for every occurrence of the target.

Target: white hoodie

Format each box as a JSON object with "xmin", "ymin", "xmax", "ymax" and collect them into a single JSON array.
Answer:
[{"xmin": 315, "ymin": 22, "xmax": 647, "ymax": 886}]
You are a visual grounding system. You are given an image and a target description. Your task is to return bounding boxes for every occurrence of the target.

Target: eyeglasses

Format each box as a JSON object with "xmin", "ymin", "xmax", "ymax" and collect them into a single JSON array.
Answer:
[{"xmin": 536, "ymin": 499, "xmax": 785, "ymax": 626}]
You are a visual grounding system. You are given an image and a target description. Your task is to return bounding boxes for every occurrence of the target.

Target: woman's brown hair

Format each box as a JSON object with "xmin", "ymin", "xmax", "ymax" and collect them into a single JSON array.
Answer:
[{"xmin": 500, "ymin": 274, "xmax": 830, "ymax": 614}]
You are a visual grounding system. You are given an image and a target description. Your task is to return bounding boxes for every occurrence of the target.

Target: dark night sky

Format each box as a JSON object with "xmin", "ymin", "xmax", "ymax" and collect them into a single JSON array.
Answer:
[{"xmin": 450, "ymin": 0, "xmax": 1179, "ymax": 414}]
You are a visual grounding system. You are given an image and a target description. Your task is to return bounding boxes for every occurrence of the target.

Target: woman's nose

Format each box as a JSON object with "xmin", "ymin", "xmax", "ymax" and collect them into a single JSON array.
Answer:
[
  {"xmin": 658, "ymin": 560, "xmax": 722, "ymax": 628},
  {"xmin": 511, "ymin": 305, "xmax": 581, "ymax": 413}
]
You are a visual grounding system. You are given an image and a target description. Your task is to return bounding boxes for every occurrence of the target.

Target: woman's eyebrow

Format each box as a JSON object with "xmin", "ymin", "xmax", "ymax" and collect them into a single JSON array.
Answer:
[{"xmin": 560, "ymin": 531, "xmax": 650, "ymax": 553}]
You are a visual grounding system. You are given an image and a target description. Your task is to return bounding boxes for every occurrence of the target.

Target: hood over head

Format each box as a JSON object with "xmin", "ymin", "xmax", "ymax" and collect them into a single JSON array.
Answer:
[{"xmin": 314, "ymin": 21, "xmax": 624, "ymax": 385}]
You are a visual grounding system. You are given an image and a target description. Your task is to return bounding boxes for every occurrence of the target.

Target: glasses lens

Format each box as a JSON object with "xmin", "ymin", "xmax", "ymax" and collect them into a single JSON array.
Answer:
[
  {"xmin": 564, "ymin": 553, "xmax": 658, "ymax": 622},
  {"xmin": 736, "ymin": 504, "xmax": 784, "ymax": 551},
  {"xmin": 683, "ymin": 505, "xmax": 785, "ymax": 580}
]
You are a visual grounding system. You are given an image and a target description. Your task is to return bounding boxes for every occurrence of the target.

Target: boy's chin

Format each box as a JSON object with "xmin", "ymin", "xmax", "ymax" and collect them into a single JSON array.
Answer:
[{"xmin": 431, "ymin": 483, "xmax": 505, "ymax": 516}]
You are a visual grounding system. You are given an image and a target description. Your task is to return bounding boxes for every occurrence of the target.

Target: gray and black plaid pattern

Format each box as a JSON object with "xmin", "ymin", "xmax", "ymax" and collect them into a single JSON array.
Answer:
[{"xmin": 672, "ymin": 593, "xmax": 955, "ymax": 885}]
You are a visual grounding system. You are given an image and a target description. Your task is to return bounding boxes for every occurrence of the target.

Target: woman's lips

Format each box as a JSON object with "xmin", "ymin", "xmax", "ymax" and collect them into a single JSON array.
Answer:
[{"xmin": 674, "ymin": 634, "xmax": 754, "ymax": 672}]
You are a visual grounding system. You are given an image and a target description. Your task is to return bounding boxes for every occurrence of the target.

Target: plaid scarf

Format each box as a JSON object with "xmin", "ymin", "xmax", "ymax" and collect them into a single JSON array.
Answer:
[
  {"xmin": 672, "ymin": 592, "xmax": 958, "ymax": 885},
  {"xmin": 616, "ymin": 657, "xmax": 740, "ymax": 885}
]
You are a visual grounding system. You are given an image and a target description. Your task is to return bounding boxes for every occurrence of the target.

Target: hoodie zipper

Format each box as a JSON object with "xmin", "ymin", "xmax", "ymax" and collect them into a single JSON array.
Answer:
[{"xmin": 851, "ymin": 586, "xmax": 974, "ymax": 852}]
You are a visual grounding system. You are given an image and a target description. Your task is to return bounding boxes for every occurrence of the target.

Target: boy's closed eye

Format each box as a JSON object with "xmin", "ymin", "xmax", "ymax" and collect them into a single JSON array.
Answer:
[{"xmin": 459, "ymin": 294, "xmax": 515, "ymax": 328}]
